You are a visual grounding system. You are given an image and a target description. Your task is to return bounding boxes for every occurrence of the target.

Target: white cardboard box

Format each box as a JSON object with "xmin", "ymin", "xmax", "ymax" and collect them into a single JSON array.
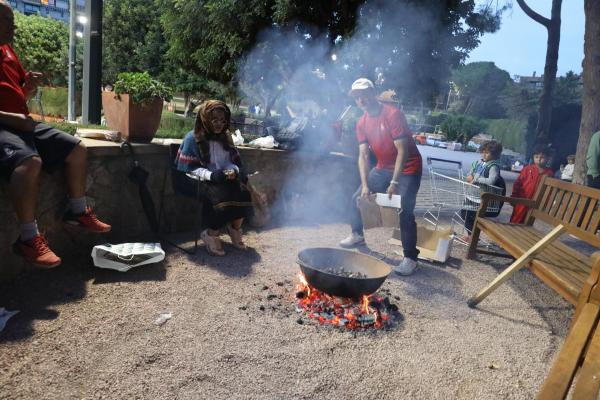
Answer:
[{"xmin": 389, "ymin": 224, "xmax": 454, "ymax": 263}]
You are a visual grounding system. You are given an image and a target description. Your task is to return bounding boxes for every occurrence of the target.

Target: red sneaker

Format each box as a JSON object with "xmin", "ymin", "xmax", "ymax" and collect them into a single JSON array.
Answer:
[
  {"xmin": 13, "ymin": 234, "xmax": 62, "ymax": 269},
  {"xmin": 64, "ymin": 207, "xmax": 111, "ymax": 233}
]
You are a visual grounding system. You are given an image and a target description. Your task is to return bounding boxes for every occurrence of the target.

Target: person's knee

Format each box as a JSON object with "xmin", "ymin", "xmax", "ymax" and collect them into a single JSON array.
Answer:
[
  {"xmin": 14, "ymin": 156, "xmax": 42, "ymax": 178},
  {"xmin": 66, "ymin": 142, "xmax": 87, "ymax": 164}
]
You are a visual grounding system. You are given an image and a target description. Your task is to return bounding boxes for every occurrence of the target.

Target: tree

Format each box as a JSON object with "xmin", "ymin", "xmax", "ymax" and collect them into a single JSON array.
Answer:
[
  {"xmin": 102, "ymin": 0, "xmax": 168, "ymax": 83},
  {"xmin": 160, "ymin": 0, "xmax": 504, "ymax": 114},
  {"xmin": 573, "ymin": 0, "xmax": 600, "ymax": 184},
  {"xmin": 12, "ymin": 12, "xmax": 68, "ymax": 85},
  {"xmin": 553, "ymin": 71, "xmax": 583, "ymax": 107},
  {"xmin": 501, "ymin": 71, "xmax": 582, "ymax": 121},
  {"xmin": 516, "ymin": 0, "xmax": 563, "ymax": 143},
  {"xmin": 449, "ymin": 62, "xmax": 512, "ymax": 118},
  {"xmin": 440, "ymin": 114, "xmax": 486, "ymax": 143}
]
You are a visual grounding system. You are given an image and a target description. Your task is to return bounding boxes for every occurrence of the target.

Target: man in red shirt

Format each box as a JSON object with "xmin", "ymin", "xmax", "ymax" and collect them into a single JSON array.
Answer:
[
  {"xmin": 0, "ymin": 1, "xmax": 110, "ymax": 269},
  {"xmin": 339, "ymin": 78, "xmax": 423, "ymax": 275}
]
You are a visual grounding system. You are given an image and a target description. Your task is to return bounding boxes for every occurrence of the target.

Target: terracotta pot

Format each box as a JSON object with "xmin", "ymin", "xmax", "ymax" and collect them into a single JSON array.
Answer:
[{"xmin": 102, "ymin": 92, "xmax": 163, "ymax": 143}]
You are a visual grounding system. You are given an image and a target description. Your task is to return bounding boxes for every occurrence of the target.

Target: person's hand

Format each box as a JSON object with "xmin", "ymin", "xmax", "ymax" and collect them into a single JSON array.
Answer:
[
  {"xmin": 387, "ymin": 183, "xmax": 397, "ymax": 199},
  {"xmin": 210, "ymin": 169, "xmax": 226, "ymax": 184},
  {"xmin": 360, "ymin": 186, "xmax": 370, "ymax": 198},
  {"xmin": 23, "ymin": 72, "xmax": 43, "ymax": 96},
  {"xmin": 466, "ymin": 175, "xmax": 473, "ymax": 183},
  {"xmin": 224, "ymin": 169, "xmax": 237, "ymax": 180}
]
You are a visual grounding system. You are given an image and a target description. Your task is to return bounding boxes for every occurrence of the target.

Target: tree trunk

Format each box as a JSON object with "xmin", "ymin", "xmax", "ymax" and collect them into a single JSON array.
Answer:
[
  {"xmin": 516, "ymin": 0, "xmax": 562, "ymax": 144},
  {"xmin": 183, "ymin": 92, "xmax": 191, "ymax": 118},
  {"xmin": 536, "ymin": 0, "xmax": 561, "ymax": 142},
  {"xmin": 574, "ymin": 0, "xmax": 600, "ymax": 184},
  {"xmin": 264, "ymin": 91, "xmax": 279, "ymax": 118}
]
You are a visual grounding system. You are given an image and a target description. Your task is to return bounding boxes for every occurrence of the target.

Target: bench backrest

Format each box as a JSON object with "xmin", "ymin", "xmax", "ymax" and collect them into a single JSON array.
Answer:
[{"xmin": 528, "ymin": 176, "xmax": 600, "ymax": 248}]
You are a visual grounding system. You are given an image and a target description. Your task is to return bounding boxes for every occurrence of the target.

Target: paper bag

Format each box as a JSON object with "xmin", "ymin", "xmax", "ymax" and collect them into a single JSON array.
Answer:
[{"xmin": 91, "ymin": 243, "xmax": 165, "ymax": 272}]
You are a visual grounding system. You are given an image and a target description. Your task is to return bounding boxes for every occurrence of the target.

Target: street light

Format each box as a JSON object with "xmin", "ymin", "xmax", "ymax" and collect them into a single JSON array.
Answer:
[{"xmin": 68, "ymin": 3, "xmax": 86, "ymax": 122}]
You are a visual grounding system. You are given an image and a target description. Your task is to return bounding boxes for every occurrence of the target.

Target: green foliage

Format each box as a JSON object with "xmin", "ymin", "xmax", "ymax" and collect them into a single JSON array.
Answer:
[
  {"xmin": 450, "ymin": 62, "xmax": 512, "ymax": 118},
  {"xmin": 160, "ymin": 0, "xmax": 272, "ymax": 83},
  {"xmin": 44, "ymin": 121, "xmax": 78, "ymax": 135},
  {"xmin": 103, "ymin": 0, "xmax": 168, "ymax": 83},
  {"xmin": 440, "ymin": 114, "xmax": 486, "ymax": 142},
  {"xmin": 40, "ymin": 113, "xmax": 189, "ymax": 140},
  {"xmin": 157, "ymin": 111, "xmax": 195, "ymax": 135},
  {"xmin": 425, "ymin": 112, "xmax": 449, "ymax": 127},
  {"xmin": 553, "ymin": 71, "xmax": 583, "ymax": 106},
  {"xmin": 500, "ymin": 85, "xmax": 538, "ymax": 121},
  {"xmin": 27, "ymin": 86, "xmax": 82, "ymax": 118},
  {"xmin": 160, "ymin": 0, "xmax": 505, "ymax": 108},
  {"xmin": 12, "ymin": 12, "xmax": 69, "ymax": 85},
  {"xmin": 484, "ymin": 119, "xmax": 528, "ymax": 154},
  {"xmin": 113, "ymin": 72, "xmax": 173, "ymax": 104},
  {"xmin": 501, "ymin": 71, "xmax": 583, "ymax": 122},
  {"xmin": 42, "ymin": 121, "xmax": 105, "ymax": 136}
]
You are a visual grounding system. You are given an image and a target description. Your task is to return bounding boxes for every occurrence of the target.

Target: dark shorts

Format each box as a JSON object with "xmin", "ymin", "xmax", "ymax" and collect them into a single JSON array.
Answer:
[{"xmin": 0, "ymin": 122, "xmax": 81, "ymax": 179}]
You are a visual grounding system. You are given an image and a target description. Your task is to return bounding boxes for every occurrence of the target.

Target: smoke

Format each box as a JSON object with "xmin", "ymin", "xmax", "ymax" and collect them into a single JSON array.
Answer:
[{"xmin": 236, "ymin": 1, "xmax": 463, "ymax": 227}]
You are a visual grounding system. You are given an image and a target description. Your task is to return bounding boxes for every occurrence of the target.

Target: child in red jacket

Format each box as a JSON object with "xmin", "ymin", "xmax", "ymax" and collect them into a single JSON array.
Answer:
[{"xmin": 510, "ymin": 145, "xmax": 554, "ymax": 224}]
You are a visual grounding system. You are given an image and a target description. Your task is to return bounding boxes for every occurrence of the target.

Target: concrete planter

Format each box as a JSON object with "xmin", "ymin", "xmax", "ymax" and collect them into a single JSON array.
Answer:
[{"xmin": 102, "ymin": 92, "xmax": 163, "ymax": 143}]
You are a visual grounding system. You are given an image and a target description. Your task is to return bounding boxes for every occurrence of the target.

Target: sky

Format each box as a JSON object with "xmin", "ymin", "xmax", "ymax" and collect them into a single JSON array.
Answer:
[{"xmin": 467, "ymin": 0, "xmax": 584, "ymax": 78}]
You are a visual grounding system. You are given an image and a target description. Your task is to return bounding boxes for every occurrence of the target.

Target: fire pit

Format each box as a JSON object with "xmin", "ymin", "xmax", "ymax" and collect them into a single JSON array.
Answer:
[
  {"xmin": 296, "ymin": 247, "xmax": 391, "ymax": 298},
  {"xmin": 295, "ymin": 248, "xmax": 400, "ymax": 330}
]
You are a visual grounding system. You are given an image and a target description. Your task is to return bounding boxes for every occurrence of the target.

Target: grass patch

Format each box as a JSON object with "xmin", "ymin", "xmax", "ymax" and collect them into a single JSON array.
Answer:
[{"xmin": 28, "ymin": 86, "xmax": 81, "ymax": 118}]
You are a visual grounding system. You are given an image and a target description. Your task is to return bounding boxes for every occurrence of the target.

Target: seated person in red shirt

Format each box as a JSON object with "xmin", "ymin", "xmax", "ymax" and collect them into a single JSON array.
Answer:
[
  {"xmin": 339, "ymin": 78, "xmax": 423, "ymax": 276},
  {"xmin": 0, "ymin": 1, "xmax": 110, "ymax": 269},
  {"xmin": 510, "ymin": 144, "xmax": 553, "ymax": 224}
]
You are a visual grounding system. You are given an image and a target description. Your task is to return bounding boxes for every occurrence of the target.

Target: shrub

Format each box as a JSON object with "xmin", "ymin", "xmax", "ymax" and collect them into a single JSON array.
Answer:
[
  {"xmin": 425, "ymin": 112, "xmax": 449, "ymax": 127},
  {"xmin": 484, "ymin": 119, "xmax": 528, "ymax": 154},
  {"xmin": 440, "ymin": 114, "xmax": 487, "ymax": 142},
  {"xmin": 113, "ymin": 72, "xmax": 173, "ymax": 104},
  {"xmin": 155, "ymin": 111, "xmax": 195, "ymax": 139}
]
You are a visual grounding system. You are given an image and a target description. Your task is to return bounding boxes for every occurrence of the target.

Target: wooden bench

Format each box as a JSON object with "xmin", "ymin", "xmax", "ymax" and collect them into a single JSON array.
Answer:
[
  {"xmin": 537, "ymin": 254, "xmax": 600, "ymax": 399},
  {"xmin": 466, "ymin": 176, "xmax": 600, "ymax": 307}
]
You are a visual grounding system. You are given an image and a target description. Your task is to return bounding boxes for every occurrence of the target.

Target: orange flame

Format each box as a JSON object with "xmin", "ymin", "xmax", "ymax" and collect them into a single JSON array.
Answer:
[
  {"xmin": 362, "ymin": 295, "xmax": 370, "ymax": 314},
  {"xmin": 297, "ymin": 272, "xmax": 310, "ymax": 296}
]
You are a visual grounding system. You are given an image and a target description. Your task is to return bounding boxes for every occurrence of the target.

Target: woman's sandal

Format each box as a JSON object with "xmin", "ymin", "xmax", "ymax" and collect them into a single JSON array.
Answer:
[
  {"xmin": 227, "ymin": 224, "xmax": 247, "ymax": 250},
  {"xmin": 201, "ymin": 229, "xmax": 225, "ymax": 256}
]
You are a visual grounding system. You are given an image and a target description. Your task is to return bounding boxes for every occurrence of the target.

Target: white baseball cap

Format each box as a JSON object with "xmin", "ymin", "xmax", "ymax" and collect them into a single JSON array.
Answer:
[{"xmin": 349, "ymin": 78, "xmax": 375, "ymax": 96}]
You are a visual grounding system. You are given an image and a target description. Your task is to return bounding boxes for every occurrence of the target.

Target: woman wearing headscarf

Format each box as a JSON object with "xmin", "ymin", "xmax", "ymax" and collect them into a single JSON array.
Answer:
[{"xmin": 174, "ymin": 100, "xmax": 253, "ymax": 256}]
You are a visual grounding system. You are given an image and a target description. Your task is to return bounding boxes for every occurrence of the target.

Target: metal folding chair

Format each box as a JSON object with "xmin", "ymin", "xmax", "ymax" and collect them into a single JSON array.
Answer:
[{"xmin": 157, "ymin": 143, "xmax": 203, "ymax": 254}]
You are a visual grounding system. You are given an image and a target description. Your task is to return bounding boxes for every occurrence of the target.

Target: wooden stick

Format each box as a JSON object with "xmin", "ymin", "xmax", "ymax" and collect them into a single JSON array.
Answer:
[{"xmin": 467, "ymin": 224, "xmax": 566, "ymax": 308}]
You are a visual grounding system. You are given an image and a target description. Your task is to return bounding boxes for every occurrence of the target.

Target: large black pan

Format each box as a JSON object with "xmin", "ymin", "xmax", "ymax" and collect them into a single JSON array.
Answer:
[{"xmin": 297, "ymin": 247, "xmax": 391, "ymax": 298}]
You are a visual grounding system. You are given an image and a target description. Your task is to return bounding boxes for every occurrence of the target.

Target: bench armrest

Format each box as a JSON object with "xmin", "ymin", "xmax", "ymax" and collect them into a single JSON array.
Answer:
[{"xmin": 480, "ymin": 193, "xmax": 536, "ymax": 209}]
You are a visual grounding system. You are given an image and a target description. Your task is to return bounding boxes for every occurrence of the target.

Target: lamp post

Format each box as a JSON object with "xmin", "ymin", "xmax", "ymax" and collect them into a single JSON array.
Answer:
[
  {"xmin": 67, "ymin": 0, "xmax": 76, "ymax": 121},
  {"xmin": 82, "ymin": 0, "xmax": 102, "ymax": 125}
]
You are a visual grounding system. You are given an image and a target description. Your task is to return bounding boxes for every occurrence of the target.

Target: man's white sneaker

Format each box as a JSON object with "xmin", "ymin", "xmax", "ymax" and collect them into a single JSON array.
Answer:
[
  {"xmin": 339, "ymin": 232, "xmax": 365, "ymax": 248},
  {"xmin": 394, "ymin": 257, "xmax": 418, "ymax": 276}
]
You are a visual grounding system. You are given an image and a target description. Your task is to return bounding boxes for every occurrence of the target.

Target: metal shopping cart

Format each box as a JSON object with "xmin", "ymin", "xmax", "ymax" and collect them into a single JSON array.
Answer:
[
  {"xmin": 423, "ymin": 157, "xmax": 463, "ymax": 227},
  {"xmin": 423, "ymin": 157, "xmax": 504, "ymax": 245}
]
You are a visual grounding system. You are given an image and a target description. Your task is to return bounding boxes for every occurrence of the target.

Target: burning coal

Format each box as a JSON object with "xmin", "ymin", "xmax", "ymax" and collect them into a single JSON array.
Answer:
[{"xmin": 295, "ymin": 273, "xmax": 400, "ymax": 330}]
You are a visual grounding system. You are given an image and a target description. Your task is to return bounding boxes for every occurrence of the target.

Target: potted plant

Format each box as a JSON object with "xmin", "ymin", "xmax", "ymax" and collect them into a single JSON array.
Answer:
[{"xmin": 102, "ymin": 72, "xmax": 173, "ymax": 143}]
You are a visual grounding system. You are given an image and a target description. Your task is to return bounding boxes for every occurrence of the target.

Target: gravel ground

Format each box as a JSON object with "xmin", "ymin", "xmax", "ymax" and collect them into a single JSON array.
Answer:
[{"xmin": 0, "ymin": 222, "xmax": 573, "ymax": 400}]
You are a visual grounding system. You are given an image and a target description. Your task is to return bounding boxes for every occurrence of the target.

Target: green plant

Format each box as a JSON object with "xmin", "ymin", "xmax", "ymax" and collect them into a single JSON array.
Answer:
[
  {"xmin": 43, "ymin": 121, "xmax": 105, "ymax": 136},
  {"xmin": 113, "ymin": 72, "xmax": 173, "ymax": 104},
  {"xmin": 484, "ymin": 118, "xmax": 528, "ymax": 154},
  {"xmin": 440, "ymin": 114, "xmax": 486, "ymax": 142}
]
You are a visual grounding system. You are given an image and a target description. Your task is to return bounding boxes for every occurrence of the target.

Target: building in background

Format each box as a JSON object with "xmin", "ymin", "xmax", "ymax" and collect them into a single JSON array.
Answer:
[
  {"xmin": 516, "ymin": 71, "xmax": 545, "ymax": 91},
  {"xmin": 8, "ymin": 0, "xmax": 85, "ymax": 24}
]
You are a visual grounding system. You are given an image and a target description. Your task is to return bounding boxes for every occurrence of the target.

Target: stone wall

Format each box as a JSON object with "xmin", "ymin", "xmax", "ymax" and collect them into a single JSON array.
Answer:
[{"xmin": 0, "ymin": 139, "xmax": 358, "ymax": 279}]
